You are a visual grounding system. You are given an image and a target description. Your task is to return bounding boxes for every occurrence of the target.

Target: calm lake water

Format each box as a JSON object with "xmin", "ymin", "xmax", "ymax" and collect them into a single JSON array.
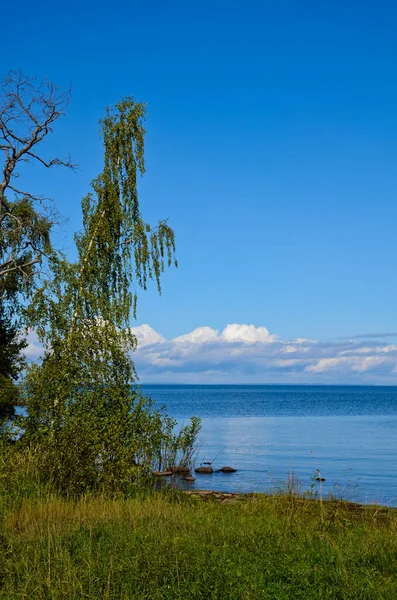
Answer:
[{"xmin": 140, "ymin": 384, "xmax": 397, "ymax": 506}]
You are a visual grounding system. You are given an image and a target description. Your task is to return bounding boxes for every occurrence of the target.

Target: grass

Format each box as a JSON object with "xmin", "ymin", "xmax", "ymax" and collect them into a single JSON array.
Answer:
[{"xmin": 1, "ymin": 487, "xmax": 397, "ymax": 599}]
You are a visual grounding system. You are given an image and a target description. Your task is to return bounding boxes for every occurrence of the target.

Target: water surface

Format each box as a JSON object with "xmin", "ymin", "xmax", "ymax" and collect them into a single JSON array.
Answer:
[{"xmin": 140, "ymin": 385, "xmax": 397, "ymax": 505}]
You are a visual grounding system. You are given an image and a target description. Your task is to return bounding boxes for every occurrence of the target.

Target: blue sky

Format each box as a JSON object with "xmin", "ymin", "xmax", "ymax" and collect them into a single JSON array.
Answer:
[{"xmin": 3, "ymin": 1, "xmax": 397, "ymax": 382}]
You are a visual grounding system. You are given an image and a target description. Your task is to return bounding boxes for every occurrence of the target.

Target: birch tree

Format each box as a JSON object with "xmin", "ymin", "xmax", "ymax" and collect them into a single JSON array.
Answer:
[{"xmin": 21, "ymin": 98, "xmax": 189, "ymax": 493}]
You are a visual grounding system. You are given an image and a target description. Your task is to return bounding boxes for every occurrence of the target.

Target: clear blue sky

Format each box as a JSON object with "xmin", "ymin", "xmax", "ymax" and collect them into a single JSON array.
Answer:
[{"xmin": 4, "ymin": 1, "xmax": 397, "ymax": 382}]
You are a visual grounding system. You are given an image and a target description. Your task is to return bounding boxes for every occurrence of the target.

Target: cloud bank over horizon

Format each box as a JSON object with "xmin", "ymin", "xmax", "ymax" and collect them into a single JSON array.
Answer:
[
  {"xmin": 127, "ymin": 323, "xmax": 397, "ymax": 384},
  {"xmin": 24, "ymin": 323, "xmax": 397, "ymax": 384}
]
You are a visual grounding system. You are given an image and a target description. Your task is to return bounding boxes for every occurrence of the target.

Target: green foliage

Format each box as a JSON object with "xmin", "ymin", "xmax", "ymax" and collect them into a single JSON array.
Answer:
[
  {"xmin": 19, "ymin": 97, "xmax": 194, "ymax": 494},
  {"xmin": 0, "ymin": 491, "xmax": 397, "ymax": 599},
  {"xmin": 0, "ymin": 197, "xmax": 55, "ymax": 316},
  {"xmin": 0, "ymin": 307, "xmax": 26, "ymax": 430},
  {"xmin": 0, "ymin": 308, "xmax": 26, "ymax": 381},
  {"xmin": 157, "ymin": 415, "xmax": 202, "ymax": 472},
  {"xmin": 0, "ymin": 376, "xmax": 18, "ymax": 425}
]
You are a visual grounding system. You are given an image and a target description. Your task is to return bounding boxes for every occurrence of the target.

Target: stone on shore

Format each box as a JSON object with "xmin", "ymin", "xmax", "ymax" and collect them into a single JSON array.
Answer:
[{"xmin": 185, "ymin": 490, "xmax": 243, "ymax": 503}]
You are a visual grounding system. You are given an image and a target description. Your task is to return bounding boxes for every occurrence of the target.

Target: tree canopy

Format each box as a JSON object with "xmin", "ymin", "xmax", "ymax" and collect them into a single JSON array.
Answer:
[
  {"xmin": 0, "ymin": 74, "xmax": 200, "ymax": 493},
  {"xmin": 19, "ymin": 97, "xmax": 196, "ymax": 494}
]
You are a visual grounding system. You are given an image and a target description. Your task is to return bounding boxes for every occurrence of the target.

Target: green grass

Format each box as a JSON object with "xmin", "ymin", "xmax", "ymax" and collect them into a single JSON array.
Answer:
[{"xmin": 0, "ymin": 489, "xmax": 397, "ymax": 599}]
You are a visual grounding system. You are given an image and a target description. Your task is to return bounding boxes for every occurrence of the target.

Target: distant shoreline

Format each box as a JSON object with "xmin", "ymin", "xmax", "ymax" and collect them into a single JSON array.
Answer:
[{"xmin": 138, "ymin": 382, "xmax": 397, "ymax": 387}]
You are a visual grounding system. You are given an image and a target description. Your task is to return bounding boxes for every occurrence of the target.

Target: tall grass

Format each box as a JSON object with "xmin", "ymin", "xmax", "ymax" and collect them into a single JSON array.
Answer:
[{"xmin": 1, "ymin": 484, "xmax": 397, "ymax": 599}]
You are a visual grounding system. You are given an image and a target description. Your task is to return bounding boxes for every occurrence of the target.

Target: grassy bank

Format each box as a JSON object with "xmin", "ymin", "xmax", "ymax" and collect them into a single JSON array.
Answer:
[{"xmin": 1, "ymin": 489, "xmax": 397, "ymax": 599}]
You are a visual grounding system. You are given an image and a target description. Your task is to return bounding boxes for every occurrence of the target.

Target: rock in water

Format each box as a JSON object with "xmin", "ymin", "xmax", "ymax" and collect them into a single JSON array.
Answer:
[
  {"xmin": 195, "ymin": 466, "xmax": 214, "ymax": 474},
  {"xmin": 169, "ymin": 466, "xmax": 190, "ymax": 474},
  {"xmin": 184, "ymin": 476, "xmax": 195, "ymax": 482},
  {"xmin": 220, "ymin": 466, "xmax": 237, "ymax": 473}
]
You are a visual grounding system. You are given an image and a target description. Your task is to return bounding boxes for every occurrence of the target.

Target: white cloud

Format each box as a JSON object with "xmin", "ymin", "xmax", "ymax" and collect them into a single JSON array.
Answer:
[
  {"xmin": 339, "ymin": 344, "xmax": 397, "ymax": 356},
  {"xmin": 131, "ymin": 324, "xmax": 165, "ymax": 347},
  {"xmin": 23, "ymin": 329, "xmax": 44, "ymax": 361},
  {"xmin": 133, "ymin": 324, "xmax": 397, "ymax": 382},
  {"xmin": 221, "ymin": 323, "xmax": 277, "ymax": 344},
  {"xmin": 305, "ymin": 355, "xmax": 393, "ymax": 374},
  {"xmin": 305, "ymin": 357, "xmax": 345, "ymax": 373},
  {"xmin": 173, "ymin": 326, "xmax": 219, "ymax": 344},
  {"xmin": 281, "ymin": 344, "xmax": 310, "ymax": 354},
  {"xmin": 172, "ymin": 323, "xmax": 277, "ymax": 345},
  {"xmin": 272, "ymin": 358, "xmax": 308, "ymax": 367},
  {"xmin": 375, "ymin": 345, "xmax": 397, "ymax": 353}
]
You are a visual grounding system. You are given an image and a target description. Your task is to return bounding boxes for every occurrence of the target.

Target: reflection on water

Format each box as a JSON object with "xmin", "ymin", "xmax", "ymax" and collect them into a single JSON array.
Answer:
[{"xmin": 189, "ymin": 416, "xmax": 397, "ymax": 505}]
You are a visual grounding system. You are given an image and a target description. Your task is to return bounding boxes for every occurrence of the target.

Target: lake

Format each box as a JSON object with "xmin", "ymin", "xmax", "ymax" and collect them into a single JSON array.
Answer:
[{"xmin": 140, "ymin": 384, "xmax": 397, "ymax": 506}]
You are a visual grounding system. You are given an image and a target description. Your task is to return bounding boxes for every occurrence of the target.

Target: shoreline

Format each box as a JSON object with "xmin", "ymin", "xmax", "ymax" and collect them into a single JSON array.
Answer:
[{"xmin": 183, "ymin": 488, "xmax": 397, "ymax": 512}]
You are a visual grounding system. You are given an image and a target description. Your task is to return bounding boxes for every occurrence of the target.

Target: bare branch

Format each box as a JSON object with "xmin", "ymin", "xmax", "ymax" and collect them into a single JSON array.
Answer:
[
  {"xmin": 0, "ymin": 70, "xmax": 75, "ymax": 289},
  {"xmin": 8, "ymin": 185, "xmax": 50, "ymax": 203},
  {"xmin": 25, "ymin": 151, "xmax": 77, "ymax": 170}
]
